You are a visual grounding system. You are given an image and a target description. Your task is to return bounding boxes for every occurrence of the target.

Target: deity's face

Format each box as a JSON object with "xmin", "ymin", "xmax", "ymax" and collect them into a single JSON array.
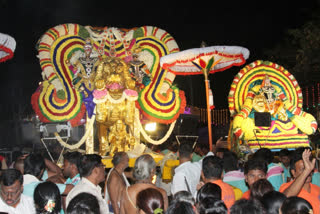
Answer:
[
  {"xmin": 262, "ymin": 84, "xmax": 275, "ymax": 104},
  {"xmin": 84, "ymin": 47, "xmax": 92, "ymax": 56},
  {"xmin": 132, "ymin": 54, "xmax": 139, "ymax": 61},
  {"xmin": 116, "ymin": 121, "xmax": 124, "ymax": 131},
  {"xmin": 253, "ymin": 94, "xmax": 267, "ymax": 112}
]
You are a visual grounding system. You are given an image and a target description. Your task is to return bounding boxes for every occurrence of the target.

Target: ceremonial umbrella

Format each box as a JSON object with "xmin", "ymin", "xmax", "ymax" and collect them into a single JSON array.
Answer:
[
  {"xmin": 0, "ymin": 32, "xmax": 16, "ymax": 63},
  {"xmin": 160, "ymin": 46, "xmax": 250, "ymax": 151}
]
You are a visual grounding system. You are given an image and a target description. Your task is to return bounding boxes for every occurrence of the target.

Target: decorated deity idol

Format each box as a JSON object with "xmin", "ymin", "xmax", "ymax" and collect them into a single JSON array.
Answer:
[
  {"xmin": 128, "ymin": 48, "xmax": 152, "ymax": 89},
  {"xmin": 67, "ymin": 38, "xmax": 99, "ymax": 91},
  {"xmin": 108, "ymin": 120, "xmax": 130, "ymax": 156},
  {"xmin": 93, "ymin": 57, "xmax": 138, "ymax": 156},
  {"xmin": 229, "ymin": 60, "xmax": 317, "ymax": 150}
]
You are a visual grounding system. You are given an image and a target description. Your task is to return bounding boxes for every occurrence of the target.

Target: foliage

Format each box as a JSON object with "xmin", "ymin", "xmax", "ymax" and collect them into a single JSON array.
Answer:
[{"xmin": 263, "ymin": 9, "xmax": 320, "ymax": 84}]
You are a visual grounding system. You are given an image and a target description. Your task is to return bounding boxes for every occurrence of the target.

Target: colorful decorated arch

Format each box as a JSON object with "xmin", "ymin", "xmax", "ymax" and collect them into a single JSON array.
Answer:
[
  {"xmin": 31, "ymin": 24, "xmax": 186, "ymax": 126},
  {"xmin": 228, "ymin": 60, "xmax": 303, "ymax": 116}
]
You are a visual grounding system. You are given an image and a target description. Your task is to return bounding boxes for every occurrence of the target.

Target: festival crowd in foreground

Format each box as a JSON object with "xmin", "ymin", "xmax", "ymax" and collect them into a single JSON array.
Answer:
[{"xmin": 0, "ymin": 139, "xmax": 319, "ymax": 214}]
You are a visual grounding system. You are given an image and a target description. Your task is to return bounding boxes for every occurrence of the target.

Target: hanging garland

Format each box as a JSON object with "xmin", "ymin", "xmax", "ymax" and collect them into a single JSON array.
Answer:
[
  {"xmin": 136, "ymin": 112, "xmax": 176, "ymax": 145},
  {"xmin": 55, "ymin": 109, "xmax": 96, "ymax": 150}
]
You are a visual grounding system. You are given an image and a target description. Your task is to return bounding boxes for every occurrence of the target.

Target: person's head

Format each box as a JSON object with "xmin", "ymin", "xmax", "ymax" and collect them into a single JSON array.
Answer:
[
  {"xmin": 63, "ymin": 151, "xmax": 82, "ymax": 178},
  {"xmin": 14, "ymin": 158, "xmax": 24, "ymax": 175},
  {"xmin": 252, "ymin": 148, "xmax": 273, "ymax": 164},
  {"xmin": 0, "ymin": 169, "xmax": 23, "ymax": 207},
  {"xmin": 198, "ymin": 197, "xmax": 227, "ymax": 214},
  {"xmin": 250, "ymin": 179, "xmax": 274, "ymax": 201},
  {"xmin": 166, "ymin": 201, "xmax": 196, "ymax": 214},
  {"xmin": 199, "ymin": 143, "xmax": 210, "ymax": 156},
  {"xmin": 79, "ymin": 154, "xmax": 105, "ymax": 184},
  {"xmin": 261, "ymin": 191, "xmax": 287, "ymax": 214},
  {"xmin": 280, "ymin": 196, "xmax": 312, "ymax": 214},
  {"xmin": 178, "ymin": 143, "xmax": 193, "ymax": 160},
  {"xmin": 24, "ymin": 153, "xmax": 45, "ymax": 179},
  {"xmin": 230, "ymin": 199, "xmax": 265, "ymax": 214},
  {"xmin": 112, "ymin": 152, "xmax": 129, "ymax": 170},
  {"xmin": 216, "ymin": 148, "xmax": 229, "ymax": 159},
  {"xmin": 34, "ymin": 181, "xmax": 61, "ymax": 214},
  {"xmin": 12, "ymin": 151, "xmax": 23, "ymax": 163},
  {"xmin": 194, "ymin": 143, "xmax": 209, "ymax": 156},
  {"xmin": 136, "ymin": 188, "xmax": 164, "ymax": 214},
  {"xmin": 66, "ymin": 192, "xmax": 100, "ymax": 214},
  {"xmin": 202, "ymin": 156, "xmax": 223, "ymax": 181},
  {"xmin": 244, "ymin": 159, "xmax": 268, "ymax": 188},
  {"xmin": 290, "ymin": 148, "xmax": 313, "ymax": 184},
  {"xmin": 196, "ymin": 182, "xmax": 222, "ymax": 204},
  {"xmin": 133, "ymin": 154, "xmax": 156, "ymax": 181},
  {"xmin": 173, "ymin": 191, "xmax": 195, "ymax": 206},
  {"xmin": 279, "ymin": 149, "xmax": 290, "ymax": 167},
  {"xmin": 168, "ymin": 141, "xmax": 179, "ymax": 153},
  {"xmin": 222, "ymin": 151, "xmax": 238, "ymax": 172}
]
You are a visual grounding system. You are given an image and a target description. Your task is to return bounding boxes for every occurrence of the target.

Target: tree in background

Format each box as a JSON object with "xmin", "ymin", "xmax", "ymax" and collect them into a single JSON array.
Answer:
[{"xmin": 264, "ymin": 9, "xmax": 320, "ymax": 85}]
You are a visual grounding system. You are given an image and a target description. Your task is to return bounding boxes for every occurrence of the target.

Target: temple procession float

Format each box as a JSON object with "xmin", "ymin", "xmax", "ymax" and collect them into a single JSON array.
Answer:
[
  {"xmin": 229, "ymin": 61, "xmax": 318, "ymax": 153},
  {"xmin": 30, "ymin": 24, "xmax": 318, "ymax": 171}
]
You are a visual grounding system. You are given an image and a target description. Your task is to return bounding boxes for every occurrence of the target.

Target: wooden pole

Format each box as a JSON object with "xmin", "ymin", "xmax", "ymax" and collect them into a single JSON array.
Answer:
[{"xmin": 203, "ymin": 69, "xmax": 213, "ymax": 151}]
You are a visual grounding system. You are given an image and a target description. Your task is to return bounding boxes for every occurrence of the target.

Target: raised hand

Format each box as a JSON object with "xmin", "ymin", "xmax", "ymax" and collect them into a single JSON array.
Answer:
[{"xmin": 302, "ymin": 149, "xmax": 316, "ymax": 174}]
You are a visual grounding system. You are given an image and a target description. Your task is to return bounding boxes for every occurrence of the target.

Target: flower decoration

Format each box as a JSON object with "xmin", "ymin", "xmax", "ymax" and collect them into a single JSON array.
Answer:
[
  {"xmin": 44, "ymin": 199, "xmax": 56, "ymax": 213},
  {"xmin": 153, "ymin": 208, "xmax": 163, "ymax": 214},
  {"xmin": 93, "ymin": 88, "xmax": 108, "ymax": 99}
]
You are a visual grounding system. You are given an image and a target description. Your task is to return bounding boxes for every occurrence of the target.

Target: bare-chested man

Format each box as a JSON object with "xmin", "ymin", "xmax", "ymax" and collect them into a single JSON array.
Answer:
[
  {"xmin": 105, "ymin": 152, "xmax": 130, "ymax": 214},
  {"xmin": 120, "ymin": 154, "xmax": 168, "ymax": 214}
]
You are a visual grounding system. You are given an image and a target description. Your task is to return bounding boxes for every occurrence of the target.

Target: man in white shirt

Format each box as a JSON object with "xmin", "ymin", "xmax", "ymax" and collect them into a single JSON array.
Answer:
[
  {"xmin": 0, "ymin": 169, "xmax": 36, "ymax": 214},
  {"xmin": 66, "ymin": 154, "xmax": 109, "ymax": 214},
  {"xmin": 22, "ymin": 154, "xmax": 73, "ymax": 197},
  {"xmin": 171, "ymin": 143, "xmax": 204, "ymax": 197}
]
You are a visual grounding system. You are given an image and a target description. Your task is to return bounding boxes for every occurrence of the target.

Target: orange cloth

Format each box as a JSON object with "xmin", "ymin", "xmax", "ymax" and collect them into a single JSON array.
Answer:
[
  {"xmin": 212, "ymin": 180, "xmax": 236, "ymax": 210},
  {"xmin": 241, "ymin": 190, "xmax": 251, "ymax": 200},
  {"xmin": 280, "ymin": 181, "xmax": 320, "ymax": 214}
]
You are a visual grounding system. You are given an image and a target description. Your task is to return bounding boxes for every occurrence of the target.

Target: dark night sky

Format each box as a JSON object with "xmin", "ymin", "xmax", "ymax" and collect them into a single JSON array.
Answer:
[{"xmin": 0, "ymin": 0, "xmax": 319, "ymax": 115}]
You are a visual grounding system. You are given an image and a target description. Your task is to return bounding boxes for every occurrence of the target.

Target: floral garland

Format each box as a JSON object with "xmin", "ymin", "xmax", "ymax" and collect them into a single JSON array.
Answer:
[
  {"xmin": 136, "ymin": 112, "xmax": 176, "ymax": 145},
  {"xmin": 55, "ymin": 110, "xmax": 96, "ymax": 150},
  {"xmin": 93, "ymin": 89, "xmax": 138, "ymax": 104}
]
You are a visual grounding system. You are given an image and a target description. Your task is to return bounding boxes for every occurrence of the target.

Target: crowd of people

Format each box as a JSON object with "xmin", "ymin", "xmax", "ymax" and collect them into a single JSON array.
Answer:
[{"xmin": 0, "ymin": 140, "xmax": 319, "ymax": 214}]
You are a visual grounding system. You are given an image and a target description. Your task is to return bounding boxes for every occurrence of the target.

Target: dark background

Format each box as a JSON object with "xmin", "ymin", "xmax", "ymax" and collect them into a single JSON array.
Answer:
[{"xmin": 0, "ymin": 0, "xmax": 319, "ymax": 149}]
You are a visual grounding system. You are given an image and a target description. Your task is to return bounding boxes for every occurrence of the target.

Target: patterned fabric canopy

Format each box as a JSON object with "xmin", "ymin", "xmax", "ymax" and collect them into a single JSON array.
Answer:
[
  {"xmin": 160, "ymin": 46, "xmax": 249, "ymax": 75},
  {"xmin": 0, "ymin": 32, "xmax": 16, "ymax": 62}
]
